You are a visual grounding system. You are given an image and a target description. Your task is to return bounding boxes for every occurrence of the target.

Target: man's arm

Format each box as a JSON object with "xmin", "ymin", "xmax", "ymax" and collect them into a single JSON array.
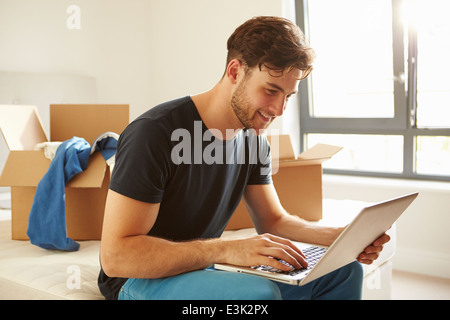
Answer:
[
  {"xmin": 243, "ymin": 184, "xmax": 389, "ymax": 264},
  {"xmin": 100, "ymin": 190, "xmax": 225, "ymax": 279},
  {"xmin": 100, "ymin": 190, "xmax": 308, "ymax": 279}
]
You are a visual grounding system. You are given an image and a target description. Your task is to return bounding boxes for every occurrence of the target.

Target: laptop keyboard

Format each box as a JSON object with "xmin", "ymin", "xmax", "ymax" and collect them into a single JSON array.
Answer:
[{"xmin": 252, "ymin": 246, "xmax": 327, "ymax": 276}]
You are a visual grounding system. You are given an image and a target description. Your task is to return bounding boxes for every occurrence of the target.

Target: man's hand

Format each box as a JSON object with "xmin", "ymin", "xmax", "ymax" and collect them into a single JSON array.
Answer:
[
  {"xmin": 222, "ymin": 233, "xmax": 308, "ymax": 272},
  {"xmin": 357, "ymin": 233, "xmax": 391, "ymax": 265}
]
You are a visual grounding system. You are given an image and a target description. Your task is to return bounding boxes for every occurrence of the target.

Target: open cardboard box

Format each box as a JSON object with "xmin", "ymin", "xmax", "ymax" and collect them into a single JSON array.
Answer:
[
  {"xmin": 0, "ymin": 104, "xmax": 129, "ymax": 240},
  {"xmin": 226, "ymin": 135, "xmax": 342, "ymax": 230}
]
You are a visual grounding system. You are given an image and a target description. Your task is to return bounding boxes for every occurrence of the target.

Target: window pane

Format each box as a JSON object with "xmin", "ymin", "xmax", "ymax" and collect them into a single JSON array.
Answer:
[
  {"xmin": 307, "ymin": 0, "xmax": 395, "ymax": 118},
  {"xmin": 306, "ymin": 134, "xmax": 403, "ymax": 173},
  {"xmin": 415, "ymin": 136, "xmax": 450, "ymax": 175},
  {"xmin": 412, "ymin": 0, "xmax": 450, "ymax": 127}
]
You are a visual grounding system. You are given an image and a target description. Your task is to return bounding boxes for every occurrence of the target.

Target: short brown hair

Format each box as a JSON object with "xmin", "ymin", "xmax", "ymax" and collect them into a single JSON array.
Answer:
[{"xmin": 226, "ymin": 16, "xmax": 315, "ymax": 79}]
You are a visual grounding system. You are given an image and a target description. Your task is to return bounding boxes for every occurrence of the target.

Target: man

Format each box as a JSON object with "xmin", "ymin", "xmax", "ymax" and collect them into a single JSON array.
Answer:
[{"xmin": 98, "ymin": 16, "xmax": 389, "ymax": 300}]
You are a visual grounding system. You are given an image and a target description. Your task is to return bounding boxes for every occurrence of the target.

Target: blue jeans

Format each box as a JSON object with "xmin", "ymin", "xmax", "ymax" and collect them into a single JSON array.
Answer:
[{"xmin": 118, "ymin": 261, "xmax": 363, "ymax": 300}]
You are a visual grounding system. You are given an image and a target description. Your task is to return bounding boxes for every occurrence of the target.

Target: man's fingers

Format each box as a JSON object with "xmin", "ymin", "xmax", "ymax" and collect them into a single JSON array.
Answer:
[
  {"xmin": 263, "ymin": 247, "xmax": 307, "ymax": 270},
  {"xmin": 364, "ymin": 245, "xmax": 383, "ymax": 254},
  {"xmin": 373, "ymin": 233, "xmax": 391, "ymax": 246},
  {"xmin": 261, "ymin": 233, "xmax": 306, "ymax": 258},
  {"xmin": 358, "ymin": 252, "xmax": 380, "ymax": 262},
  {"xmin": 357, "ymin": 258, "xmax": 374, "ymax": 265},
  {"xmin": 358, "ymin": 233, "xmax": 391, "ymax": 265},
  {"xmin": 258, "ymin": 256, "xmax": 292, "ymax": 271},
  {"xmin": 257, "ymin": 234, "xmax": 308, "ymax": 270}
]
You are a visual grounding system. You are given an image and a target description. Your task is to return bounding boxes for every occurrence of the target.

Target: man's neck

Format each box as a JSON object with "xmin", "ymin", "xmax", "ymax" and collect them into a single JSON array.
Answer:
[{"xmin": 191, "ymin": 82, "xmax": 244, "ymax": 140}]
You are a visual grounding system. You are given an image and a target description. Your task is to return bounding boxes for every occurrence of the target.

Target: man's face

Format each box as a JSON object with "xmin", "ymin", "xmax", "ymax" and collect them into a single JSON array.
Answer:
[{"xmin": 230, "ymin": 66, "xmax": 301, "ymax": 132}]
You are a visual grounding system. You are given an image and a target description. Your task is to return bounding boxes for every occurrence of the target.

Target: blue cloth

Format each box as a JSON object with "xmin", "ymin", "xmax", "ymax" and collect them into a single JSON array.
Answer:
[
  {"xmin": 91, "ymin": 132, "xmax": 119, "ymax": 164},
  {"xmin": 93, "ymin": 137, "xmax": 116, "ymax": 161},
  {"xmin": 27, "ymin": 137, "xmax": 91, "ymax": 251},
  {"xmin": 118, "ymin": 261, "xmax": 363, "ymax": 300},
  {"xmin": 27, "ymin": 133, "xmax": 120, "ymax": 251}
]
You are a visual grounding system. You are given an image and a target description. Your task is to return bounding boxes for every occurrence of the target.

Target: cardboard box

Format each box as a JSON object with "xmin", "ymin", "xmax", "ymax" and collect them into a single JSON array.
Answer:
[
  {"xmin": 226, "ymin": 135, "xmax": 342, "ymax": 230},
  {"xmin": 0, "ymin": 104, "xmax": 129, "ymax": 240}
]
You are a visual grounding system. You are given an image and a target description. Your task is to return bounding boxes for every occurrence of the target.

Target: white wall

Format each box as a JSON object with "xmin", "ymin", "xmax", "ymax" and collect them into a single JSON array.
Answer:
[{"xmin": 0, "ymin": 0, "xmax": 287, "ymax": 122}]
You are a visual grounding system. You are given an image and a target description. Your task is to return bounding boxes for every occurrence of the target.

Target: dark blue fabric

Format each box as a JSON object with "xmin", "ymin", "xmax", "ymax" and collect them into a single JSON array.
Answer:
[
  {"xmin": 27, "ymin": 137, "xmax": 91, "ymax": 251},
  {"xmin": 92, "ymin": 133, "xmax": 118, "ymax": 162}
]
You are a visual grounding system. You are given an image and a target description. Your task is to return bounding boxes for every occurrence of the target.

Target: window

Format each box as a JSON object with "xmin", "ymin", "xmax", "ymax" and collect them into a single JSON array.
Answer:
[
  {"xmin": 307, "ymin": 0, "xmax": 395, "ymax": 119},
  {"xmin": 413, "ymin": 0, "xmax": 450, "ymax": 128},
  {"xmin": 296, "ymin": 0, "xmax": 450, "ymax": 181}
]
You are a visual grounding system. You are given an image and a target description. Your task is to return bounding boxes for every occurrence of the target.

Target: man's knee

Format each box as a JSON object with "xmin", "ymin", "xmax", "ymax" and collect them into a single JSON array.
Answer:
[
  {"xmin": 306, "ymin": 261, "xmax": 364, "ymax": 300},
  {"xmin": 338, "ymin": 261, "xmax": 364, "ymax": 299},
  {"xmin": 345, "ymin": 261, "xmax": 364, "ymax": 283},
  {"xmin": 233, "ymin": 274, "xmax": 282, "ymax": 300}
]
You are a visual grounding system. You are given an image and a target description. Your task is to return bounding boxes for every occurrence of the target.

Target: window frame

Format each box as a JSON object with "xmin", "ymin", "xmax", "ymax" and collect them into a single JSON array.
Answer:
[{"xmin": 295, "ymin": 0, "xmax": 450, "ymax": 182}]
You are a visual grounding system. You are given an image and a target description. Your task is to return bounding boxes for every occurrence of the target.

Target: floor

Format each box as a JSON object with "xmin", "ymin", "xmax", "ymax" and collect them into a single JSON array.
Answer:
[{"xmin": 391, "ymin": 269, "xmax": 450, "ymax": 300}]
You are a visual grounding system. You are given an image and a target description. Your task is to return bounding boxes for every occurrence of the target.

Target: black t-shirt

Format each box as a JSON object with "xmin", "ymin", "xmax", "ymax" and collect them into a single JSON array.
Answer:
[{"xmin": 98, "ymin": 96, "xmax": 272, "ymax": 299}]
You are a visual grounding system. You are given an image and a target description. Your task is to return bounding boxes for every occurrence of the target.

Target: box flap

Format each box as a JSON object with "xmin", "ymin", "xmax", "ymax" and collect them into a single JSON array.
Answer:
[
  {"xmin": 0, "ymin": 150, "xmax": 106, "ymax": 188},
  {"xmin": 0, "ymin": 105, "xmax": 48, "ymax": 150},
  {"xmin": 267, "ymin": 134, "xmax": 296, "ymax": 161},
  {"xmin": 50, "ymin": 104, "xmax": 129, "ymax": 144},
  {"xmin": 0, "ymin": 151, "xmax": 50, "ymax": 186},
  {"xmin": 269, "ymin": 140, "xmax": 342, "ymax": 168},
  {"xmin": 298, "ymin": 143, "xmax": 343, "ymax": 161},
  {"xmin": 66, "ymin": 152, "xmax": 107, "ymax": 188}
]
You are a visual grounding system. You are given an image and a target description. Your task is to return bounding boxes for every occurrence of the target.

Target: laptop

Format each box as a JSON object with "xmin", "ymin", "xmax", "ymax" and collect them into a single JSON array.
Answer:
[{"xmin": 214, "ymin": 192, "xmax": 418, "ymax": 286}]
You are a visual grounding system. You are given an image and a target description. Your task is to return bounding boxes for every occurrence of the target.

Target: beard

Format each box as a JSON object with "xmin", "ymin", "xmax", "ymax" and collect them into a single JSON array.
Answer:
[
  {"xmin": 230, "ymin": 80, "xmax": 273, "ymax": 133},
  {"xmin": 230, "ymin": 79, "xmax": 254, "ymax": 129}
]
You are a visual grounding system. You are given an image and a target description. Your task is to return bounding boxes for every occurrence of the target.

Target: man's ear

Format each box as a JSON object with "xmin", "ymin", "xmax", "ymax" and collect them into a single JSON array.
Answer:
[{"xmin": 225, "ymin": 59, "xmax": 244, "ymax": 84}]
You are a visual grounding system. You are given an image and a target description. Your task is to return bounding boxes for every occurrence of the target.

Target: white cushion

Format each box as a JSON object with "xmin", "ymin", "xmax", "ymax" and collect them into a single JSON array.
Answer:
[{"xmin": 0, "ymin": 199, "xmax": 396, "ymax": 300}]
